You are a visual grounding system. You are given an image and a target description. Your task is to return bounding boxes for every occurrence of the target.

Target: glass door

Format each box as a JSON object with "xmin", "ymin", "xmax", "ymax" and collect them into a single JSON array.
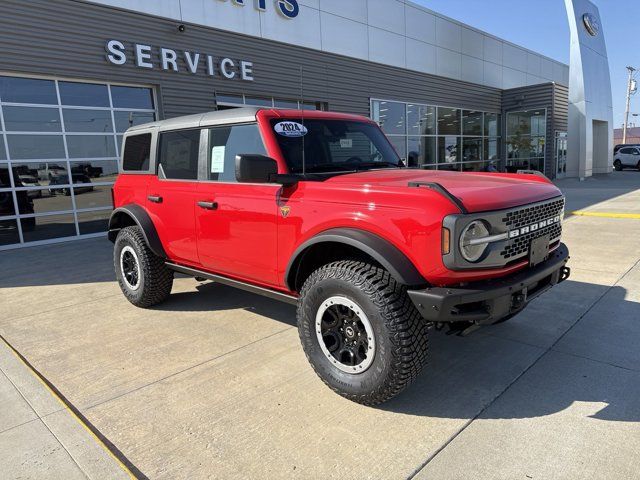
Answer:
[{"xmin": 555, "ymin": 132, "xmax": 567, "ymax": 179}]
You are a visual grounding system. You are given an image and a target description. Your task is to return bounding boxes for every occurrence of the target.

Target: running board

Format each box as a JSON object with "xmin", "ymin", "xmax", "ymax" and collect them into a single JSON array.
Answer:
[{"xmin": 165, "ymin": 263, "xmax": 299, "ymax": 305}]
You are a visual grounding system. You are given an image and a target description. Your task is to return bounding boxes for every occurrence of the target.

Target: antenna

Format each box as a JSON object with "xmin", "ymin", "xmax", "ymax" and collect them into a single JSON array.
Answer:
[{"xmin": 300, "ymin": 66, "xmax": 306, "ymax": 176}]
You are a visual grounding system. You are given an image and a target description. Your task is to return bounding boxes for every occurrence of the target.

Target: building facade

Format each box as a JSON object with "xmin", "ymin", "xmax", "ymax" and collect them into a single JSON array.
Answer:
[{"xmin": 0, "ymin": 0, "xmax": 572, "ymax": 250}]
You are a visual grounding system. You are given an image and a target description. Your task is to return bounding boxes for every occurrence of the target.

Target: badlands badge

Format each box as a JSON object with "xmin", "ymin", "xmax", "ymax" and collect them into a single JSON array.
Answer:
[{"xmin": 280, "ymin": 206, "xmax": 291, "ymax": 218}]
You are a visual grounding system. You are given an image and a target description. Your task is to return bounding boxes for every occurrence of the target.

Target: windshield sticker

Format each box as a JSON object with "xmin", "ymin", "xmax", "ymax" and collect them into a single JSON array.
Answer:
[
  {"xmin": 211, "ymin": 146, "xmax": 225, "ymax": 173},
  {"xmin": 340, "ymin": 138, "xmax": 353, "ymax": 148},
  {"xmin": 274, "ymin": 121, "xmax": 308, "ymax": 138}
]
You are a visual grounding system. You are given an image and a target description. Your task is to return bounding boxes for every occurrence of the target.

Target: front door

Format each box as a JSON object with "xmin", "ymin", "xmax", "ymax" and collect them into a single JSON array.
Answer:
[
  {"xmin": 195, "ymin": 124, "xmax": 280, "ymax": 286},
  {"xmin": 146, "ymin": 128, "xmax": 201, "ymax": 265},
  {"xmin": 555, "ymin": 132, "xmax": 567, "ymax": 179}
]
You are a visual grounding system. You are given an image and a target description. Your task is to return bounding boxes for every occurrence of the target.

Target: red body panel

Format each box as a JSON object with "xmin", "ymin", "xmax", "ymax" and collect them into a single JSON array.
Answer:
[{"xmin": 113, "ymin": 109, "xmax": 564, "ymax": 293}]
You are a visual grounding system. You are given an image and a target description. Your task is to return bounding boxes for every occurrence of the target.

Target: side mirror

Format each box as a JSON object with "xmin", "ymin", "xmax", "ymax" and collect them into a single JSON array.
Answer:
[{"xmin": 235, "ymin": 154, "xmax": 278, "ymax": 183}]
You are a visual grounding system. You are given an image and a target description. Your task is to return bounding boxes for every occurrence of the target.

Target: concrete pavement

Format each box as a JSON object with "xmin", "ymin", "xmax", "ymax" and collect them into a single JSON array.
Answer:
[{"xmin": 1, "ymin": 171, "xmax": 639, "ymax": 479}]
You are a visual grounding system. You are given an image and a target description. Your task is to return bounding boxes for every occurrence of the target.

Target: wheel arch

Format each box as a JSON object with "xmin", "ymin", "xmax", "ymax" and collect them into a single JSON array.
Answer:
[
  {"xmin": 108, "ymin": 204, "xmax": 167, "ymax": 258},
  {"xmin": 285, "ymin": 228, "xmax": 427, "ymax": 292}
]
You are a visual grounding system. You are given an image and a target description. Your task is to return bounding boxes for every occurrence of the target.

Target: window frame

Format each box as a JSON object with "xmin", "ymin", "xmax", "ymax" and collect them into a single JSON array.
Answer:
[{"xmin": 156, "ymin": 127, "xmax": 203, "ymax": 182}]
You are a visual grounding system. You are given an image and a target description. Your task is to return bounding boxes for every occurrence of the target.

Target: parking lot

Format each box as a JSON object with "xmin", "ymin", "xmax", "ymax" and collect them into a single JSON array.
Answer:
[{"xmin": 1, "ymin": 172, "xmax": 640, "ymax": 479}]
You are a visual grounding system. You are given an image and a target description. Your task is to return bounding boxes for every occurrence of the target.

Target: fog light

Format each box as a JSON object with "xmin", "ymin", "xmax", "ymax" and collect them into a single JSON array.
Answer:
[{"xmin": 460, "ymin": 220, "xmax": 490, "ymax": 262}]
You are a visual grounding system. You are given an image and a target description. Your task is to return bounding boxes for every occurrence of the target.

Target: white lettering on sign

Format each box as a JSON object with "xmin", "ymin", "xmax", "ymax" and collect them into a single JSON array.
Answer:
[
  {"xmin": 275, "ymin": 122, "xmax": 308, "ymax": 137},
  {"xmin": 217, "ymin": 0, "xmax": 300, "ymax": 19},
  {"xmin": 105, "ymin": 40, "xmax": 254, "ymax": 82}
]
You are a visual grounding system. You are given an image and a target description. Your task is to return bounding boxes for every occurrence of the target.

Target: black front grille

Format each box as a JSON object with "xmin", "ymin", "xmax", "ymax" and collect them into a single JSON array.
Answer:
[{"xmin": 500, "ymin": 198, "xmax": 565, "ymax": 260}]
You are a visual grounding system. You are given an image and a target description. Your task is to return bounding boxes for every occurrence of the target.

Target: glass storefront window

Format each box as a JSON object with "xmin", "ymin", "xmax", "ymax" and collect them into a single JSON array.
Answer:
[
  {"xmin": 462, "ymin": 138, "xmax": 483, "ymax": 162},
  {"xmin": 506, "ymin": 109, "xmax": 546, "ymax": 174},
  {"xmin": 20, "ymin": 189, "xmax": 72, "ymax": 215},
  {"xmin": 437, "ymin": 107, "xmax": 461, "ymax": 136},
  {"xmin": 66, "ymin": 135, "xmax": 117, "ymax": 158},
  {"xmin": 245, "ymin": 97, "xmax": 273, "ymax": 107},
  {"xmin": 70, "ymin": 160, "xmax": 118, "ymax": 182},
  {"xmin": 438, "ymin": 136, "xmax": 460, "ymax": 164},
  {"xmin": 387, "ymin": 136, "xmax": 407, "ymax": 161},
  {"xmin": 3, "ymin": 107, "xmax": 61, "ymax": 132},
  {"xmin": 0, "ymin": 76, "xmax": 58, "ymax": 105},
  {"xmin": 0, "ymin": 163, "xmax": 9, "ymax": 188},
  {"xmin": 59, "ymin": 81, "xmax": 110, "ymax": 107},
  {"xmin": 484, "ymin": 138, "xmax": 501, "ymax": 161},
  {"xmin": 7, "ymin": 135, "xmax": 66, "ymax": 160},
  {"xmin": 21, "ymin": 213, "xmax": 76, "ymax": 243},
  {"xmin": 114, "ymin": 111, "xmax": 155, "ymax": 133},
  {"xmin": 111, "ymin": 86, "xmax": 154, "ymax": 109},
  {"xmin": 63, "ymin": 109, "xmax": 114, "ymax": 133},
  {"xmin": 462, "ymin": 111, "xmax": 483, "ymax": 136},
  {"xmin": 0, "ymin": 219, "xmax": 20, "ymax": 245},
  {"xmin": 0, "ymin": 138, "xmax": 5, "ymax": 160},
  {"xmin": 77, "ymin": 209, "xmax": 111, "ymax": 235},
  {"xmin": 373, "ymin": 101, "xmax": 406, "ymax": 135},
  {"xmin": 73, "ymin": 185, "xmax": 113, "ymax": 210},
  {"xmin": 407, "ymin": 136, "xmax": 436, "ymax": 167},
  {"xmin": 0, "ymin": 189, "xmax": 16, "ymax": 217},
  {"xmin": 407, "ymin": 105, "xmax": 435, "ymax": 135},
  {"xmin": 484, "ymin": 113, "xmax": 501, "ymax": 137}
]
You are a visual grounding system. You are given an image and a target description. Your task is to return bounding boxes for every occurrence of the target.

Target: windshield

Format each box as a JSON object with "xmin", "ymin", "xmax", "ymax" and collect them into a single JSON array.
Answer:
[{"xmin": 270, "ymin": 118, "xmax": 402, "ymax": 174}]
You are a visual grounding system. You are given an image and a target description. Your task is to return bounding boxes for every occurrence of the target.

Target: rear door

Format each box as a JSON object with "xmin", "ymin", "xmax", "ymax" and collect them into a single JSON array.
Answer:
[
  {"xmin": 145, "ymin": 128, "xmax": 201, "ymax": 265},
  {"xmin": 195, "ymin": 123, "xmax": 280, "ymax": 286}
]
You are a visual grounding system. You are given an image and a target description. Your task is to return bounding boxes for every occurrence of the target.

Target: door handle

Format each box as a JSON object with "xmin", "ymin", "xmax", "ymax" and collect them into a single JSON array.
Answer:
[
  {"xmin": 148, "ymin": 195, "xmax": 163, "ymax": 203},
  {"xmin": 197, "ymin": 201, "xmax": 218, "ymax": 210}
]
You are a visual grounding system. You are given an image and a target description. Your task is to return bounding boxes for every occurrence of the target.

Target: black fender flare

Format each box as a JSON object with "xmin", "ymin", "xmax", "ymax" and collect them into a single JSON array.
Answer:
[
  {"xmin": 108, "ymin": 204, "xmax": 166, "ymax": 258},
  {"xmin": 285, "ymin": 227, "xmax": 427, "ymax": 290}
]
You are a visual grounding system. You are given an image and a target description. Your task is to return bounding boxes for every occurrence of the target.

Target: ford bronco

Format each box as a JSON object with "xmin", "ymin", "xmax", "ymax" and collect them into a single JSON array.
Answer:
[{"xmin": 109, "ymin": 108, "xmax": 570, "ymax": 405}]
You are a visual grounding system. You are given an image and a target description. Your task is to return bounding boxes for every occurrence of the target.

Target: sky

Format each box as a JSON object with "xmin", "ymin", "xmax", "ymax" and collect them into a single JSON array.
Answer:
[{"xmin": 413, "ymin": 0, "xmax": 639, "ymax": 129}]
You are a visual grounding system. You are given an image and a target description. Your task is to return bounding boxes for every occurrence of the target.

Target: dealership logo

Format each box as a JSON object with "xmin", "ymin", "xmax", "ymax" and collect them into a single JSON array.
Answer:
[
  {"xmin": 220, "ymin": 0, "xmax": 300, "ymax": 19},
  {"xmin": 582, "ymin": 13, "xmax": 600, "ymax": 37},
  {"xmin": 508, "ymin": 215, "xmax": 561, "ymax": 239},
  {"xmin": 105, "ymin": 40, "xmax": 254, "ymax": 82}
]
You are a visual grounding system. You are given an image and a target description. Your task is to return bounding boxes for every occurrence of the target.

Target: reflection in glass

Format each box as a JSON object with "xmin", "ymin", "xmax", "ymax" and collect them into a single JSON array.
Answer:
[
  {"xmin": 462, "ymin": 111, "xmax": 483, "ymax": 136},
  {"xmin": 3, "ymin": 107, "xmax": 61, "ymax": 132},
  {"xmin": 484, "ymin": 138, "xmax": 501, "ymax": 160},
  {"xmin": 407, "ymin": 105, "xmax": 435, "ymax": 135},
  {"xmin": 21, "ymin": 213, "xmax": 76, "ymax": 242},
  {"xmin": 111, "ymin": 86, "xmax": 154, "ymax": 109},
  {"xmin": 462, "ymin": 138, "xmax": 483, "ymax": 162},
  {"xmin": 274, "ymin": 100, "xmax": 299, "ymax": 109},
  {"xmin": 217, "ymin": 94, "xmax": 244, "ymax": 105},
  {"xmin": 386, "ymin": 136, "xmax": 407, "ymax": 162},
  {"xmin": 59, "ymin": 82, "xmax": 110, "ymax": 107},
  {"xmin": 74, "ymin": 185, "xmax": 113, "ymax": 210},
  {"xmin": 0, "ymin": 163, "xmax": 10, "ymax": 188},
  {"xmin": 438, "ymin": 136, "xmax": 460, "ymax": 164},
  {"xmin": 77, "ymin": 209, "xmax": 111, "ymax": 235},
  {"xmin": 372, "ymin": 101, "xmax": 406, "ymax": 135},
  {"xmin": 461, "ymin": 161, "xmax": 492, "ymax": 172},
  {"xmin": 7, "ymin": 135, "xmax": 66, "ymax": 160},
  {"xmin": 0, "ymin": 218, "xmax": 20, "ymax": 245},
  {"xmin": 114, "ymin": 111, "xmax": 155, "ymax": 133},
  {"xmin": 0, "ymin": 189, "xmax": 17, "ymax": 216},
  {"xmin": 0, "ymin": 138, "xmax": 5, "ymax": 160},
  {"xmin": 407, "ymin": 137, "xmax": 436, "ymax": 167},
  {"xmin": 66, "ymin": 135, "xmax": 116, "ymax": 158},
  {"xmin": 21, "ymin": 189, "xmax": 72, "ymax": 214},
  {"xmin": 63, "ymin": 109, "xmax": 114, "ymax": 133},
  {"xmin": 244, "ymin": 97, "xmax": 273, "ymax": 107},
  {"xmin": 0, "ymin": 76, "xmax": 57, "ymax": 104},
  {"xmin": 484, "ymin": 113, "xmax": 501, "ymax": 137},
  {"xmin": 11, "ymin": 163, "xmax": 67, "ymax": 186},
  {"xmin": 437, "ymin": 107, "xmax": 461, "ymax": 135},
  {"xmin": 70, "ymin": 160, "xmax": 118, "ymax": 182}
]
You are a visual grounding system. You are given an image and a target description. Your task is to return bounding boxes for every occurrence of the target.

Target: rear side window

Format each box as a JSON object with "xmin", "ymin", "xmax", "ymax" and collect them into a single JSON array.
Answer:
[
  {"xmin": 158, "ymin": 129, "xmax": 200, "ymax": 180},
  {"xmin": 207, "ymin": 124, "xmax": 266, "ymax": 182},
  {"xmin": 620, "ymin": 147, "xmax": 632, "ymax": 154},
  {"xmin": 122, "ymin": 133, "xmax": 151, "ymax": 171}
]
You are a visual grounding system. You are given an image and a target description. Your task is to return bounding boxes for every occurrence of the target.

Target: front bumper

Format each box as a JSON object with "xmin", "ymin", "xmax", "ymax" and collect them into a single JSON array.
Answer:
[{"xmin": 408, "ymin": 243, "xmax": 570, "ymax": 325}]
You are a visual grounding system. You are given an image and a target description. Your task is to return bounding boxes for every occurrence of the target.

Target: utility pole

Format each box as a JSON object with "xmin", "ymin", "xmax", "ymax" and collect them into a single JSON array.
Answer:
[{"xmin": 623, "ymin": 66, "xmax": 636, "ymax": 144}]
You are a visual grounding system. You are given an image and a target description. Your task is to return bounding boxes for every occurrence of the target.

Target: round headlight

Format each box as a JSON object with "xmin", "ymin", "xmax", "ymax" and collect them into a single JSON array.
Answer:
[{"xmin": 459, "ymin": 220, "xmax": 490, "ymax": 262}]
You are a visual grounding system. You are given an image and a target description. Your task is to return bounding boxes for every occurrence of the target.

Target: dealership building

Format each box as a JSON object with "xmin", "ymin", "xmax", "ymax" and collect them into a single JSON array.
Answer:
[{"xmin": 0, "ymin": 0, "xmax": 592, "ymax": 249}]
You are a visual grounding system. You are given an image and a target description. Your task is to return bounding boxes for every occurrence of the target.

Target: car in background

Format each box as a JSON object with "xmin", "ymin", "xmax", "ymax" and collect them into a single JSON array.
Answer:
[
  {"xmin": 49, "ymin": 173, "xmax": 94, "ymax": 196},
  {"xmin": 18, "ymin": 175, "xmax": 42, "ymax": 197},
  {"xmin": 37, "ymin": 164, "xmax": 67, "ymax": 182},
  {"xmin": 613, "ymin": 143, "xmax": 640, "ymax": 155},
  {"xmin": 613, "ymin": 146, "xmax": 640, "ymax": 171},
  {"xmin": 71, "ymin": 162, "xmax": 103, "ymax": 178}
]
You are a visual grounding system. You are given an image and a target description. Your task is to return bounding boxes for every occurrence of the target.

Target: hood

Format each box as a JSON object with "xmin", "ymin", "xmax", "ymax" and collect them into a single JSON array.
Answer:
[{"xmin": 325, "ymin": 169, "xmax": 562, "ymax": 213}]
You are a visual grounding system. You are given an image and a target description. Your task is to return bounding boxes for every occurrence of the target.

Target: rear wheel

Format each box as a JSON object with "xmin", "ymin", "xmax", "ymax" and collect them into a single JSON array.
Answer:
[
  {"xmin": 614, "ymin": 160, "xmax": 622, "ymax": 171},
  {"xmin": 297, "ymin": 260, "xmax": 429, "ymax": 405},
  {"xmin": 114, "ymin": 226, "xmax": 173, "ymax": 308}
]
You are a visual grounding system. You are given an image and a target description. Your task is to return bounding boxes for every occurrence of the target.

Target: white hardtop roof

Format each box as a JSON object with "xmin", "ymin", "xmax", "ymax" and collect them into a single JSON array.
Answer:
[{"xmin": 127, "ymin": 107, "xmax": 262, "ymax": 133}]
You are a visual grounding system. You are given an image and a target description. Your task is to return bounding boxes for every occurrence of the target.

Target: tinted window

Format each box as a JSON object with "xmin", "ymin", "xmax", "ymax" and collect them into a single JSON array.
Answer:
[
  {"xmin": 111, "ymin": 86, "xmax": 154, "ymax": 109},
  {"xmin": 0, "ymin": 76, "xmax": 58, "ymax": 104},
  {"xmin": 63, "ymin": 109, "xmax": 113, "ymax": 133},
  {"xmin": 208, "ymin": 125, "xmax": 266, "ymax": 182},
  {"xmin": 158, "ymin": 130, "xmax": 200, "ymax": 180},
  {"xmin": 114, "ymin": 111, "xmax": 155, "ymax": 133},
  {"xmin": 620, "ymin": 148, "xmax": 632, "ymax": 154},
  {"xmin": 66, "ymin": 135, "xmax": 116, "ymax": 158},
  {"xmin": 59, "ymin": 81, "xmax": 110, "ymax": 107},
  {"xmin": 7, "ymin": 135, "xmax": 66, "ymax": 159},
  {"xmin": 3, "ymin": 107, "xmax": 62, "ymax": 132},
  {"xmin": 123, "ymin": 134, "xmax": 152, "ymax": 171}
]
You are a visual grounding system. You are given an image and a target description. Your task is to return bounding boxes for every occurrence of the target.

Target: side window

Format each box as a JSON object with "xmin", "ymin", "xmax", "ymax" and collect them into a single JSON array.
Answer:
[
  {"xmin": 207, "ymin": 124, "xmax": 266, "ymax": 182},
  {"xmin": 158, "ymin": 129, "xmax": 200, "ymax": 180},
  {"xmin": 122, "ymin": 133, "xmax": 152, "ymax": 171},
  {"xmin": 634, "ymin": 149, "xmax": 640, "ymax": 155},
  {"xmin": 620, "ymin": 148, "xmax": 631, "ymax": 154}
]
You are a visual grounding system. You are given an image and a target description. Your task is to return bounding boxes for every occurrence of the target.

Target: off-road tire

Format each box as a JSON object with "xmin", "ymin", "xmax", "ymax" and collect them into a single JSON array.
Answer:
[
  {"xmin": 614, "ymin": 160, "xmax": 622, "ymax": 171},
  {"xmin": 114, "ymin": 226, "xmax": 173, "ymax": 308},
  {"xmin": 297, "ymin": 260, "xmax": 429, "ymax": 405}
]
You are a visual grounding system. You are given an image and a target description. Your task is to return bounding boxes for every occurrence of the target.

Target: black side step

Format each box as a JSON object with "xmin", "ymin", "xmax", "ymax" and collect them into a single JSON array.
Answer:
[
  {"xmin": 408, "ymin": 182, "xmax": 468, "ymax": 214},
  {"xmin": 165, "ymin": 263, "xmax": 299, "ymax": 305}
]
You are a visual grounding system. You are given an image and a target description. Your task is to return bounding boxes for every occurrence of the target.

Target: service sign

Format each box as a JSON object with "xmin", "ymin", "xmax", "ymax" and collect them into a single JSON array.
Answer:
[{"xmin": 275, "ymin": 121, "xmax": 308, "ymax": 137}]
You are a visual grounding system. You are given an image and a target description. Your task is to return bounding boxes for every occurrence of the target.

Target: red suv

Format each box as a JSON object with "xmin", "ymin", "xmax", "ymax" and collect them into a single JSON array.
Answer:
[{"xmin": 109, "ymin": 108, "xmax": 570, "ymax": 405}]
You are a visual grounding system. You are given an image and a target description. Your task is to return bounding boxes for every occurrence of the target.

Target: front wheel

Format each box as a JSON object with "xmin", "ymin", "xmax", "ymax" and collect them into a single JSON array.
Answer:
[
  {"xmin": 297, "ymin": 260, "xmax": 429, "ymax": 405},
  {"xmin": 114, "ymin": 226, "xmax": 173, "ymax": 308},
  {"xmin": 614, "ymin": 160, "xmax": 622, "ymax": 171}
]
